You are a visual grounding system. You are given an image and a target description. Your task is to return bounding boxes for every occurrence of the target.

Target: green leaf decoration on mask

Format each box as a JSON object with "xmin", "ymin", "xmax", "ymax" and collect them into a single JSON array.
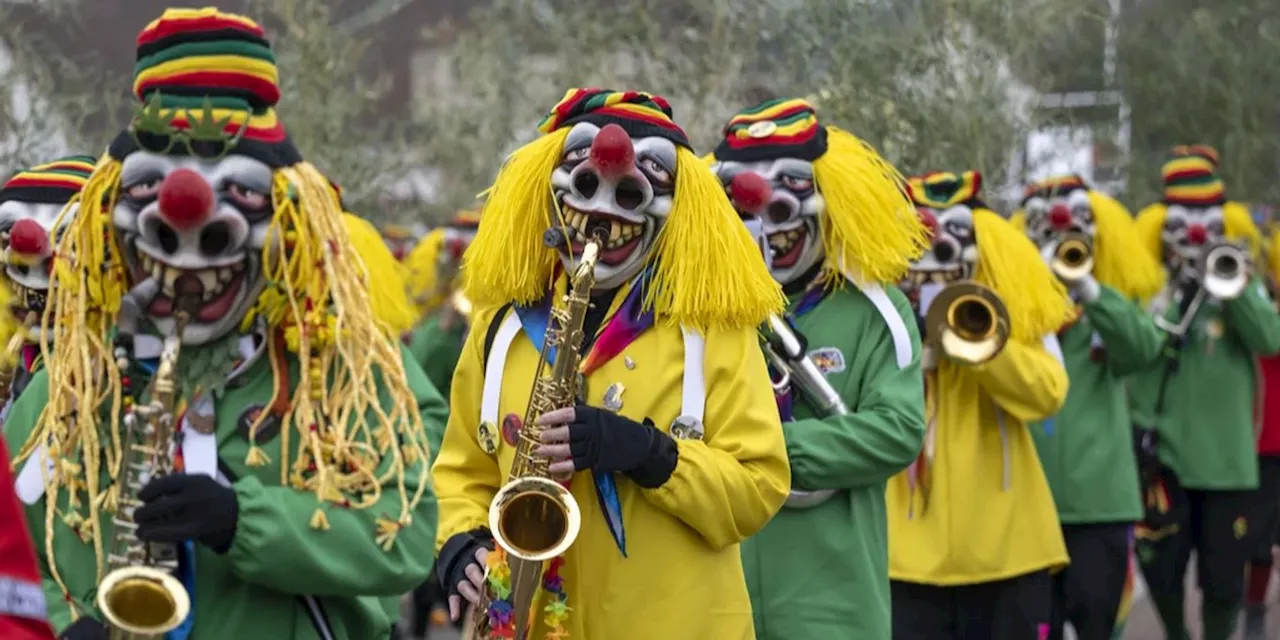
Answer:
[{"xmin": 131, "ymin": 94, "xmax": 179, "ymax": 137}]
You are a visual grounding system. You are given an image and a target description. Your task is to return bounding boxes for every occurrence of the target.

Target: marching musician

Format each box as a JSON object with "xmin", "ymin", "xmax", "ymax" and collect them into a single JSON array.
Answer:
[
  {"xmin": 4, "ymin": 8, "xmax": 446, "ymax": 638},
  {"xmin": 708, "ymin": 99, "xmax": 927, "ymax": 640},
  {"xmin": 431, "ymin": 88, "xmax": 789, "ymax": 639},
  {"xmin": 1131, "ymin": 146, "xmax": 1280, "ymax": 640},
  {"xmin": 0, "ymin": 156, "xmax": 97, "ymax": 419},
  {"xmin": 1012, "ymin": 175, "xmax": 1167, "ymax": 640},
  {"xmin": 887, "ymin": 171, "xmax": 1073, "ymax": 640},
  {"xmin": 404, "ymin": 208, "xmax": 481, "ymax": 393},
  {"xmin": 1244, "ymin": 221, "xmax": 1280, "ymax": 640}
]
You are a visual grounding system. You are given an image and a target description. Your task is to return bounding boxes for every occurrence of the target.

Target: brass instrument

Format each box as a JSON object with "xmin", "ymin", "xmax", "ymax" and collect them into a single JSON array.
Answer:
[
  {"xmin": 924, "ymin": 281, "xmax": 1011, "ymax": 365},
  {"xmin": 1050, "ymin": 232, "xmax": 1094, "ymax": 284},
  {"xmin": 97, "ymin": 307, "xmax": 193, "ymax": 640},
  {"xmin": 1154, "ymin": 240, "xmax": 1251, "ymax": 336},
  {"xmin": 762, "ymin": 314, "xmax": 847, "ymax": 508},
  {"xmin": 469, "ymin": 233, "xmax": 596, "ymax": 640}
]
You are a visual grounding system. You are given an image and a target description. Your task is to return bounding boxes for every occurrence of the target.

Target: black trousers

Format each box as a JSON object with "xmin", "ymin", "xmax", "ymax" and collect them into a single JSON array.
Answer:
[
  {"xmin": 408, "ymin": 563, "xmax": 457, "ymax": 636},
  {"xmin": 1138, "ymin": 466, "xmax": 1253, "ymax": 603},
  {"xmin": 892, "ymin": 570, "xmax": 1052, "ymax": 640},
  {"xmin": 1249, "ymin": 455, "xmax": 1280, "ymax": 564},
  {"xmin": 1048, "ymin": 523, "xmax": 1131, "ymax": 640}
]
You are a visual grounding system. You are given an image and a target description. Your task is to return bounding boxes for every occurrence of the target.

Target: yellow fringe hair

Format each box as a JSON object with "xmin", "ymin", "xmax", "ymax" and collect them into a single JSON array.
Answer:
[
  {"xmin": 464, "ymin": 128, "xmax": 784, "ymax": 331},
  {"xmin": 1011, "ymin": 192, "xmax": 1165, "ymax": 300},
  {"xmin": 1268, "ymin": 224, "xmax": 1280, "ymax": 286},
  {"xmin": 1135, "ymin": 201, "xmax": 1262, "ymax": 264},
  {"xmin": 811, "ymin": 127, "xmax": 929, "ymax": 285},
  {"xmin": 403, "ymin": 227, "xmax": 446, "ymax": 317},
  {"xmin": 13, "ymin": 155, "xmax": 432, "ymax": 596},
  {"xmin": 972, "ymin": 208, "xmax": 1075, "ymax": 343},
  {"xmin": 340, "ymin": 212, "xmax": 417, "ymax": 337}
]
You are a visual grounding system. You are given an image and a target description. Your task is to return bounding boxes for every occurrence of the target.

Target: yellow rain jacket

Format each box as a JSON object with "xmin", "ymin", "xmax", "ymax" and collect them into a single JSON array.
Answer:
[
  {"xmin": 887, "ymin": 338, "xmax": 1070, "ymax": 585},
  {"xmin": 432, "ymin": 295, "xmax": 790, "ymax": 639}
]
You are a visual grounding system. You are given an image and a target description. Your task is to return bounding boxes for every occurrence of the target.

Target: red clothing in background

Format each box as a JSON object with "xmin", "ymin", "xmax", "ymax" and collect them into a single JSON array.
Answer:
[
  {"xmin": 0, "ymin": 438, "xmax": 55, "ymax": 640},
  {"xmin": 1259, "ymin": 355, "xmax": 1280, "ymax": 456}
]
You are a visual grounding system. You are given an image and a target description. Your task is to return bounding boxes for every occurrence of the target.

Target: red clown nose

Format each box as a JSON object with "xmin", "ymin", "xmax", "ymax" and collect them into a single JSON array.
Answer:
[
  {"xmin": 730, "ymin": 172, "xmax": 771, "ymax": 213},
  {"xmin": 158, "ymin": 169, "xmax": 215, "ymax": 230},
  {"xmin": 1186, "ymin": 223, "xmax": 1208, "ymax": 245},
  {"xmin": 589, "ymin": 124, "xmax": 635, "ymax": 180},
  {"xmin": 7, "ymin": 219, "xmax": 47, "ymax": 257},
  {"xmin": 1048, "ymin": 204, "xmax": 1073, "ymax": 230},
  {"xmin": 917, "ymin": 208, "xmax": 938, "ymax": 238}
]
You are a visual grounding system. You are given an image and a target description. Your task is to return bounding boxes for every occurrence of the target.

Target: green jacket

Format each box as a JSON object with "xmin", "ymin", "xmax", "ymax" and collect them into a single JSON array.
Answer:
[
  {"xmin": 742, "ymin": 284, "xmax": 925, "ymax": 640},
  {"xmin": 2, "ymin": 342, "xmax": 448, "ymax": 639},
  {"xmin": 408, "ymin": 313, "xmax": 467, "ymax": 401},
  {"xmin": 1130, "ymin": 278, "xmax": 1280, "ymax": 489},
  {"xmin": 1029, "ymin": 284, "xmax": 1162, "ymax": 524}
]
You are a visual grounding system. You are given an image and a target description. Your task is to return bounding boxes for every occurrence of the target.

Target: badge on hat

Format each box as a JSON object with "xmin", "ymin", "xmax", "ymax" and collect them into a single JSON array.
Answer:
[{"xmin": 748, "ymin": 121, "xmax": 777, "ymax": 139}]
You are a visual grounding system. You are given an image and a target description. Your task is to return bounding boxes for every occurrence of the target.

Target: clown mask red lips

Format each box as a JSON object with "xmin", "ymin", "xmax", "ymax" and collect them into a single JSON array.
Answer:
[
  {"xmin": 562, "ymin": 208, "xmax": 645, "ymax": 266},
  {"xmin": 139, "ymin": 254, "xmax": 247, "ymax": 322}
]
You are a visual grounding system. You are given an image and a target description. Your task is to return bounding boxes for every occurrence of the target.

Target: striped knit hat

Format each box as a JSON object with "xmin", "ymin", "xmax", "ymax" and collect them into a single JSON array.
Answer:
[
  {"xmin": 447, "ymin": 207, "xmax": 481, "ymax": 230},
  {"xmin": 1020, "ymin": 174, "xmax": 1087, "ymax": 205},
  {"xmin": 538, "ymin": 88, "xmax": 691, "ymax": 149},
  {"xmin": 908, "ymin": 170, "xmax": 987, "ymax": 210},
  {"xmin": 0, "ymin": 156, "xmax": 96, "ymax": 205},
  {"xmin": 106, "ymin": 7, "xmax": 300, "ymax": 167},
  {"xmin": 1161, "ymin": 146, "xmax": 1225, "ymax": 207},
  {"xmin": 713, "ymin": 98, "xmax": 827, "ymax": 163}
]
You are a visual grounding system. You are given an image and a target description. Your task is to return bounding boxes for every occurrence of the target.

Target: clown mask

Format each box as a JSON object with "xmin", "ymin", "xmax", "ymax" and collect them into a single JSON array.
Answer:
[
  {"xmin": 1160, "ymin": 203, "xmax": 1225, "ymax": 268},
  {"xmin": 713, "ymin": 159, "xmax": 825, "ymax": 286},
  {"xmin": 115, "ymin": 152, "xmax": 271, "ymax": 345},
  {"xmin": 0, "ymin": 202, "xmax": 72, "ymax": 334},
  {"xmin": 550, "ymin": 122, "xmax": 675, "ymax": 291},
  {"xmin": 1022, "ymin": 187, "xmax": 1097, "ymax": 257}
]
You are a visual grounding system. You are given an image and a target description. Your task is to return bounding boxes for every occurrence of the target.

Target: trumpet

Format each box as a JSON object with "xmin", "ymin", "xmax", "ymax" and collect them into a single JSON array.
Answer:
[
  {"xmin": 1050, "ymin": 232, "xmax": 1094, "ymax": 284},
  {"xmin": 1154, "ymin": 241, "xmax": 1251, "ymax": 336},
  {"xmin": 924, "ymin": 281, "xmax": 1011, "ymax": 365},
  {"xmin": 761, "ymin": 314, "xmax": 847, "ymax": 508}
]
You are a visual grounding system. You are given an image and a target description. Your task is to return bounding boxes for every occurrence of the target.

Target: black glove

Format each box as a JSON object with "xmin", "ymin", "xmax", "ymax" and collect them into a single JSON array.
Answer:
[
  {"xmin": 59, "ymin": 616, "xmax": 107, "ymax": 640},
  {"xmin": 436, "ymin": 527, "xmax": 494, "ymax": 599},
  {"xmin": 135, "ymin": 474, "xmax": 239, "ymax": 554},
  {"xmin": 564, "ymin": 405, "xmax": 678, "ymax": 488}
]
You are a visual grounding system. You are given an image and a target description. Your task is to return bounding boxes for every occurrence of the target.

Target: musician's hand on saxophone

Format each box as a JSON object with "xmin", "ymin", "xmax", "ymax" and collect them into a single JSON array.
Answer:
[
  {"xmin": 133, "ymin": 475, "xmax": 238, "ymax": 552},
  {"xmin": 439, "ymin": 539, "xmax": 492, "ymax": 619},
  {"xmin": 534, "ymin": 405, "xmax": 677, "ymax": 488}
]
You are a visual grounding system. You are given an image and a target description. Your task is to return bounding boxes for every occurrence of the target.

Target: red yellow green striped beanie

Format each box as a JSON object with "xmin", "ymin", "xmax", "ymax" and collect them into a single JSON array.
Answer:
[
  {"xmin": 713, "ymin": 98, "xmax": 826, "ymax": 163},
  {"xmin": 0, "ymin": 155, "xmax": 96, "ymax": 205},
  {"xmin": 106, "ymin": 6, "xmax": 300, "ymax": 168},
  {"xmin": 537, "ymin": 88, "xmax": 691, "ymax": 149},
  {"xmin": 1020, "ymin": 174, "xmax": 1087, "ymax": 205},
  {"xmin": 907, "ymin": 170, "xmax": 986, "ymax": 210},
  {"xmin": 447, "ymin": 207, "xmax": 481, "ymax": 230},
  {"xmin": 1161, "ymin": 147, "xmax": 1225, "ymax": 207},
  {"xmin": 1170, "ymin": 144, "xmax": 1220, "ymax": 167}
]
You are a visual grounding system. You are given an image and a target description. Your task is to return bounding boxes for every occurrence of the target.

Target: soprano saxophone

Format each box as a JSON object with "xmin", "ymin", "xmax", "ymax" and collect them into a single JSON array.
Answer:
[
  {"xmin": 468, "ymin": 230, "xmax": 598, "ymax": 640},
  {"xmin": 96, "ymin": 301, "xmax": 193, "ymax": 640}
]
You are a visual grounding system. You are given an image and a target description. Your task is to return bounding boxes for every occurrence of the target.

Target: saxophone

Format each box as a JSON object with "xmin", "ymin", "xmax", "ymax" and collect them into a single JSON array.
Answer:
[
  {"xmin": 761, "ymin": 314, "xmax": 848, "ymax": 508},
  {"xmin": 96, "ymin": 306, "xmax": 194, "ymax": 640},
  {"xmin": 467, "ymin": 231, "xmax": 596, "ymax": 640}
]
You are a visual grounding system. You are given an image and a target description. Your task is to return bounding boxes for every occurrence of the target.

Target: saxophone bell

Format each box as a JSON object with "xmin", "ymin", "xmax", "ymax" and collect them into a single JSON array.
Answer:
[
  {"xmin": 1050, "ymin": 232, "xmax": 1094, "ymax": 284},
  {"xmin": 925, "ymin": 281, "xmax": 1010, "ymax": 365}
]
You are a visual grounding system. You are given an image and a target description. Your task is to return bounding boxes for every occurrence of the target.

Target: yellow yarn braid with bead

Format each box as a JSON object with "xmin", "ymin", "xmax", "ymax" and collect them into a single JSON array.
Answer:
[
  {"xmin": 972, "ymin": 209, "xmax": 1075, "ymax": 343},
  {"xmin": 811, "ymin": 127, "xmax": 929, "ymax": 286},
  {"xmin": 466, "ymin": 131, "xmax": 784, "ymax": 331}
]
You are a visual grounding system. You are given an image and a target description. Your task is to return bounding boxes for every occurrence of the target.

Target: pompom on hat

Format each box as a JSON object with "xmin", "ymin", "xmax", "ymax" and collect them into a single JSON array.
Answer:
[
  {"xmin": 0, "ymin": 156, "xmax": 96, "ymax": 206},
  {"xmin": 710, "ymin": 98, "xmax": 928, "ymax": 286},
  {"xmin": 907, "ymin": 170, "xmax": 1074, "ymax": 343},
  {"xmin": 1161, "ymin": 145, "xmax": 1226, "ymax": 207},
  {"xmin": 466, "ymin": 87, "xmax": 784, "ymax": 331}
]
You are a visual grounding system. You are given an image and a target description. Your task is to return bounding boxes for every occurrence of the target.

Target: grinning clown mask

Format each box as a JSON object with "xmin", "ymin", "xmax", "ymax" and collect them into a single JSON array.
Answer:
[
  {"xmin": 1020, "ymin": 175, "xmax": 1097, "ymax": 253},
  {"xmin": 902, "ymin": 171, "xmax": 986, "ymax": 293},
  {"xmin": 0, "ymin": 156, "xmax": 96, "ymax": 340},
  {"xmin": 1153, "ymin": 146, "xmax": 1231, "ymax": 269}
]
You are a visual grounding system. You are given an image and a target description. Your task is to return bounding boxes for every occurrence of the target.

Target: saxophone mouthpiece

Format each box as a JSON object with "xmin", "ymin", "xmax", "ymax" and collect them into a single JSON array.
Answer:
[{"xmin": 583, "ymin": 219, "xmax": 610, "ymax": 244}]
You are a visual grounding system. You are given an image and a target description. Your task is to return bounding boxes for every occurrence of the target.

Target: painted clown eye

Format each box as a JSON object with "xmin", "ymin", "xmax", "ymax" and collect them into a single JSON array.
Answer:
[
  {"xmin": 780, "ymin": 174, "xmax": 813, "ymax": 192},
  {"xmin": 563, "ymin": 147, "xmax": 589, "ymax": 164},
  {"xmin": 125, "ymin": 178, "xmax": 162, "ymax": 201},
  {"xmin": 226, "ymin": 182, "xmax": 268, "ymax": 210},
  {"xmin": 638, "ymin": 157, "xmax": 672, "ymax": 187}
]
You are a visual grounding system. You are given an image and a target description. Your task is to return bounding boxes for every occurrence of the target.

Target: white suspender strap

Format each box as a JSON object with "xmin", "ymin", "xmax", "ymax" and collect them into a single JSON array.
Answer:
[
  {"xmin": 680, "ymin": 327, "xmax": 706, "ymax": 423},
  {"xmin": 855, "ymin": 281, "xmax": 915, "ymax": 369},
  {"xmin": 481, "ymin": 311, "xmax": 522, "ymax": 425}
]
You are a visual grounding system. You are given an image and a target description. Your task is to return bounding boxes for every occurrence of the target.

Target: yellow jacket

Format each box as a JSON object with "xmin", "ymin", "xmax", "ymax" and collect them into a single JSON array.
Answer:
[
  {"xmin": 887, "ymin": 338, "xmax": 1069, "ymax": 585},
  {"xmin": 432, "ymin": 302, "xmax": 790, "ymax": 639}
]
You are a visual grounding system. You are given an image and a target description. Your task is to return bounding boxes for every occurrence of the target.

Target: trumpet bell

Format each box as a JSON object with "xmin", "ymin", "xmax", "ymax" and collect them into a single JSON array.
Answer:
[
  {"xmin": 925, "ymin": 281, "xmax": 1011, "ymax": 365},
  {"xmin": 1051, "ymin": 233, "xmax": 1094, "ymax": 283},
  {"xmin": 1200, "ymin": 242, "xmax": 1249, "ymax": 300},
  {"xmin": 97, "ymin": 565, "xmax": 191, "ymax": 638},
  {"xmin": 489, "ymin": 476, "xmax": 582, "ymax": 562}
]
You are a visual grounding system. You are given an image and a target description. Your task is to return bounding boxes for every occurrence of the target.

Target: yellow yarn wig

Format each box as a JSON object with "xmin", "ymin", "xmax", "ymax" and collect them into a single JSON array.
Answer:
[
  {"xmin": 404, "ymin": 227, "xmax": 445, "ymax": 316},
  {"xmin": 1014, "ymin": 176, "xmax": 1165, "ymax": 300},
  {"xmin": 464, "ymin": 88, "xmax": 783, "ymax": 331},
  {"xmin": 909, "ymin": 170, "xmax": 1074, "ymax": 342},
  {"xmin": 340, "ymin": 212, "xmax": 418, "ymax": 337},
  {"xmin": 12, "ymin": 8, "xmax": 431, "ymax": 598}
]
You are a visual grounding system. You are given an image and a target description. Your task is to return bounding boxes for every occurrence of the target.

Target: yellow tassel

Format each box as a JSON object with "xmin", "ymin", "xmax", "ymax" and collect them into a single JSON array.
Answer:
[
  {"xmin": 971, "ymin": 209, "xmax": 1074, "ymax": 342},
  {"xmin": 462, "ymin": 128, "xmax": 570, "ymax": 308},
  {"xmin": 811, "ymin": 127, "xmax": 929, "ymax": 286},
  {"xmin": 245, "ymin": 446, "xmax": 271, "ymax": 467},
  {"xmin": 375, "ymin": 517, "xmax": 402, "ymax": 551},
  {"xmin": 400, "ymin": 444, "xmax": 420, "ymax": 466},
  {"xmin": 1088, "ymin": 191, "xmax": 1166, "ymax": 301},
  {"xmin": 340, "ymin": 213, "xmax": 417, "ymax": 336},
  {"xmin": 62, "ymin": 511, "xmax": 83, "ymax": 530},
  {"xmin": 404, "ymin": 228, "xmax": 447, "ymax": 316},
  {"xmin": 310, "ymin": 508, "xmax": 330, "ymax": 531},
  {"xmin": 642, "ymin": 146, "xmax": 785, "ymax": 332}
]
